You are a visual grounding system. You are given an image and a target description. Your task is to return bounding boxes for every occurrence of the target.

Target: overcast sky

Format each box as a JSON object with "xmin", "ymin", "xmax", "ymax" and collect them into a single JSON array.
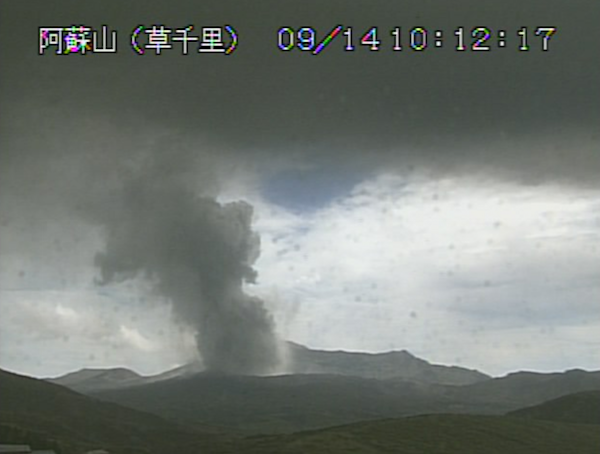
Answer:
[{"xmin": 1, "ymin": 0, "xmax": 599, "ymax": 378}]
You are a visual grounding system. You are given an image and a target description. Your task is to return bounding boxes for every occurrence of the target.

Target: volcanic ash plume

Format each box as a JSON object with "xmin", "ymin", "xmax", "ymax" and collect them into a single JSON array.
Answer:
[{"xmin": 94, "ymin": 167, "xmax": 280, "ymax": 375}]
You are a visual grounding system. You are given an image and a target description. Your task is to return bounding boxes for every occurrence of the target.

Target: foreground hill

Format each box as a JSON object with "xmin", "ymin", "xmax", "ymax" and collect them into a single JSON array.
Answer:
[
  {"xmin": 95, "ymin": 372, "xmax": 444, "ymax": 434},
  {"xmin": 4, "ymin": 369, "xmax": 600, "ymax": 454},
  {"xmin": 0, "ymin": 369, "xmax": 231, "ymax": 454},
  {"xmin": 94, "ymin": 368, "xmax": 600, "ymax": 434},
  {"xmin": 240, "ymin": 414, "xmax": 600, "ymax": 454},
  {"xmin": 508, "ymin": 390, "xmax": 600, "ymax": 425}
]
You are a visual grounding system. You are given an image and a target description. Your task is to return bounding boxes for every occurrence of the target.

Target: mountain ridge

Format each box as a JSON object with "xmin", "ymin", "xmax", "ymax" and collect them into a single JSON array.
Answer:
[
  {"xmin": 47, "ymin": 341, "xmax": 490, "ymax": 393},
  {"xmin": 286, "ymin": 341, "xmax": 489, "ymax": 385}
]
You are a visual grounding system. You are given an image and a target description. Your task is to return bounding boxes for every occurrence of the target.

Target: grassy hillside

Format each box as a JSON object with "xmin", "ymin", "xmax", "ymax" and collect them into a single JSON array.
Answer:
[
  {"xmin": 0, "ymin": 369, "xmax": 232, "ymax": 454},
  {"xmin": 446, "ymin": 369, "xmax": 600, "ymax": 412},
  {"xmin": 94, "ymin": 368, "xmax": 600, "ymax": 435},
  {"xmin": 3, "ymin": 369, "xmax": 600, "ymax": 454},
  {"xmin": 94, "ymin": 372, "xmax": 459, "ymax": 434},
  {"xmin": 509, "ymin": 390, "xmax": 600, "ymax": 424},
  {"xmin": 241, "ymin": 414, "xmax": 600, "ymax": 454}
]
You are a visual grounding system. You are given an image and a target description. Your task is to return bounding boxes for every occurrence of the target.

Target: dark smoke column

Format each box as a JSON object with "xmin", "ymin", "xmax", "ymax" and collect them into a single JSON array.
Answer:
[{"xmin": 94, "ymin": 172, "xmax": 280, "ymax": 375}]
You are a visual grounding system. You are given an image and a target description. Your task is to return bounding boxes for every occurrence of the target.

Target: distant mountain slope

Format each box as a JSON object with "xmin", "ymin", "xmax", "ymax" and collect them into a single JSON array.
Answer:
[
  {"xmin": 47, "ymin": 363, "xmax": 203, "ymax": 393},
  {"xmin": 287, "ymin": 342, "xmax": 490, "ymax": 385},
  {"xmin": 48, "ymin": 342, "xmax": 489, "ymax": 395},
  {"xmin": 0, "ymin": 369, "xmax": 231, "ymax": 454},
  {"xmin": 239, "ymin": 414, "xmax": 600, "ymax": 454},
  {"xmin": 47, "ymin": 368, "xmax": 144, "ymax": 393},
  {"xmin": 449, "ymin": 369, "xmax": 600, "ymax": 411},
  {"xmin": 508, "ymin": 390, "xmax": 600, "ymax": 425},
  {"xmin": 93, "ymin": 368, "xmax": 600, "ymax": 435}
]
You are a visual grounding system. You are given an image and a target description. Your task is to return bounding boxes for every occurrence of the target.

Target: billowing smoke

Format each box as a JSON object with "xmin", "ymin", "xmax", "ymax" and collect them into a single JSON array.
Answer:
[{"xmin": 92, "ymin": 153, "xmax": 280, "ymax": 375}]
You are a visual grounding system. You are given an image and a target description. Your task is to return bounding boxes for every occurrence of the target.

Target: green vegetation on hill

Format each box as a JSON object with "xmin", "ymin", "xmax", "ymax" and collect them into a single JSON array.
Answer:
[
  {"xmin": 3, "ymin": 369, "xmax": 600, "ymax": 454},
  {"xmin": 447, "ymin": 369, "xmax": 600, "ymax": 411},
  {"xmin": 94, "ymin": 372, "xmax": 453, "ymax": 434},
  {"xmin": 509, "ymin": 390, "xmax": 600, "ymax": 425},
  {"xmin": 0, "ymin": 369, "xmax": 232, "ymax": 454},
  {"xmin": 239, "ymin": 414, "xmax": 600, "ymax": 454},
  {"xmin": 0, "ymin": 423, "xmax": 64, "ymax": 453},
  {"xmin": 94, "ymin": 368, "xmax": 600, "ymax": 435}
]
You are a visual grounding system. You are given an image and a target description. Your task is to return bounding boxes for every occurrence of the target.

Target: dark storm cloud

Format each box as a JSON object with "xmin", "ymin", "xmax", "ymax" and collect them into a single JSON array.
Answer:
[
  {"xmin": 1, "ymin": 0, "xmax": 598, "ymax": 186},
  {"xmin": 1, "ymin": 0, "xmax": 599, "ymax": 375}
]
